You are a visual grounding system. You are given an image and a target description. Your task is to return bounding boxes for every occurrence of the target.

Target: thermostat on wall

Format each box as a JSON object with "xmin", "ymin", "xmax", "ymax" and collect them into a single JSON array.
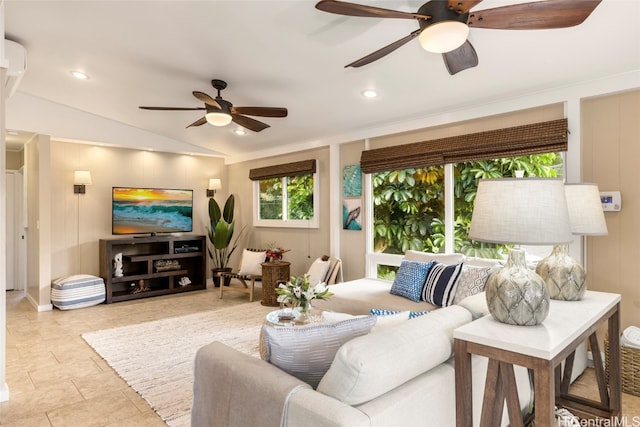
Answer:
[{"xmin": 600, "ymin": 191, "xmax": 621, "ymax": 211}]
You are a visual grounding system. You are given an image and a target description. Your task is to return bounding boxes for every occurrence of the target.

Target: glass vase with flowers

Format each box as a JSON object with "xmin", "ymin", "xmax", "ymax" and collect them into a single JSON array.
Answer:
[{"xmin": 275, "ymin": 274, "xmax": 333, "ymax": 319}]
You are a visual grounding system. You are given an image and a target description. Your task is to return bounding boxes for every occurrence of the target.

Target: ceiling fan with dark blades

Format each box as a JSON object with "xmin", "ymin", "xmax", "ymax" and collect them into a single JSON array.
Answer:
[
  {"xmin": 139, "ymin": 79, "xmax": 288, "ymax": 132},
  {"xmin": 315, "ymin": 0, "xmax": 601, "ymax": 75}
]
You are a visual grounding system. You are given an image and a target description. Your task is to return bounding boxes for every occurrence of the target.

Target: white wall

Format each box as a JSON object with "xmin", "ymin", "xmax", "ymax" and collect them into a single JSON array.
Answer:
[{"xmin": 26, "ymin": 140, "xmax": 225, "ymax": 309}]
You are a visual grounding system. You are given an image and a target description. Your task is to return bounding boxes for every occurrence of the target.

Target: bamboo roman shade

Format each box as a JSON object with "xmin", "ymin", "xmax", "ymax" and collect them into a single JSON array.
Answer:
[
  {"xmin": 360, "ymin": 119, "xmax": 568, "ymax": 174},
  {"xmin": 249, "ymin": 159, "xmax": 316, "ymax": 180}
]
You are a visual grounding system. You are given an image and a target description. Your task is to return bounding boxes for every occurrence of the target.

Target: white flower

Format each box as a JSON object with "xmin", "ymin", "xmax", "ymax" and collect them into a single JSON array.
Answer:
[
  {"xmin": 313, "ymin": 282, "xmax": 328, "ymax": 294},
  {"xmin": 303, "ymin": 289, "xmax": 316, "ymax": 301},
  {"xmin": 277, "ymin": 294, "xmax": 289, "ymax": 303}
]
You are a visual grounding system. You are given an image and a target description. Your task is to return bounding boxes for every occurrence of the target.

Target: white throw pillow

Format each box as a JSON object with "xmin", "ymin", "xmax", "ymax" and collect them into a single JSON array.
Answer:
[
  {"xmin": 237, "ymin": 249, "xmax": 267, "ymax": 276},
  {"xmin": 307, "ymin": 258, "xmax": 331, "ymax": 285},
  {"xmin": 317, "ymin": 305, "xmax": 472, "ymax": 405}
]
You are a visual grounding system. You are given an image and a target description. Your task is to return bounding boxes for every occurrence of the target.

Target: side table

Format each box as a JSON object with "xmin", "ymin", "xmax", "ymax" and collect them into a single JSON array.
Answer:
[
  {"xmin": 261, "ymin": 261, "xmax": 290, "ymax": 307},
  {"xmin": 454, "ymin": 290, "xmax": 621, "ymax": 427}
]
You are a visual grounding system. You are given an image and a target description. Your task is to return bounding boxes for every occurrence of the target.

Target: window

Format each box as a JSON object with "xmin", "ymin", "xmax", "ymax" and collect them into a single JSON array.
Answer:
[
  {"xmin": 363, "ymin": 118, "xmax": 568, "ymax": 278},
  {"xmin": 372, "ymin": 153, "xmax": 564, "ymax": 279},
  {"xmin": 251, "ymin": 160, "xmax": 319, "ymax": 228}
]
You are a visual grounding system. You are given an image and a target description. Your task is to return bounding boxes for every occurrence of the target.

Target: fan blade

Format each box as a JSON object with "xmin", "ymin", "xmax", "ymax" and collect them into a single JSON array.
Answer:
[
  {"xmin": 193, "ymin": 91, "xmax": 222, "ymax": 109},
  {"xmin": 186, "ymin": 117, "xmax": 208, "ymax": 128},
  {"xmin": 346, "ymin": 29, "xmax": 421, "ymax": 68},
  {"xmin": 442, "ymin": 40, "xmax": 478, "ymax": 75},
  {"xmin": 139, "ymin": 106, "xmax": 205, "ymax": 111},
  {"xmin": 232, "ymin": 107, "xmax": 288, "ymax": 118},
  {"xmin": 467, "ymin": 0, "xmax": 601, "ymax": 30},
  {"xmin": 447, "ymin": 0, "xmax": 483, "ymax": 15},
  {"xmin": 315, "ymin": 0, "xmax": 429, "ymax": 20},
  {"xmin": 231, "ymin": 114, "xmax": 270, "ymax": 132}
]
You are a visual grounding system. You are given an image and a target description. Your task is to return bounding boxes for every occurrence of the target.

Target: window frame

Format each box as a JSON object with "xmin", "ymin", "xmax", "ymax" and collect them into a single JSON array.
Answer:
[
  {"xmin": 252, "ymin": 168, "xmax": 320, "ymax": 229},
  {"xmin": 365, "ymin": 155, "xmax": 566, "ymax": 278}
]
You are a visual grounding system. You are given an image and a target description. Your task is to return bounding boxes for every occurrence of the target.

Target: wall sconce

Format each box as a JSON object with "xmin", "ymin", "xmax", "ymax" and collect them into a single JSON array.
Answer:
[
  {"xmin": 207, "ymin": 178, "xmax": 221, "ymax": 198},
  {"xmin": 74, "ymin": 170, "xmax": 92, "ymax": 194}
]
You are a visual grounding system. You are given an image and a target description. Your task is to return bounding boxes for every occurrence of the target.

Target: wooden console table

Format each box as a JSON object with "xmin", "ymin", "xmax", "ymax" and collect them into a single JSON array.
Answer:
[
  {"xmin": 261, "ymin": 261, "xmax": 290, "ymax": 307},
  {"xmin": 454, "ymin": 290, "xmax": 621, "ymax": 427}
]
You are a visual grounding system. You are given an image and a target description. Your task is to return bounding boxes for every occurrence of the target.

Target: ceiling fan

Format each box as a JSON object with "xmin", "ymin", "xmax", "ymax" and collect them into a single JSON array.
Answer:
[
  {"xmin": 139, "ymin": 79, "xmax": 288, "ymax": 132},
  {"xmin": 315, "ymin": 0, "xmax": 601, "ymax": 75}
]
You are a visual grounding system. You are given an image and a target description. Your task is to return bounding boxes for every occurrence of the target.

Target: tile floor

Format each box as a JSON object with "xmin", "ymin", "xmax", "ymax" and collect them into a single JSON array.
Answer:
[
  {"xmin": 1, "ymin": 286, "xmax": 639, "ymax": 426},
  {"xmin": 1, "ymin": 286, "xmax": 253, "ymax": 426}
]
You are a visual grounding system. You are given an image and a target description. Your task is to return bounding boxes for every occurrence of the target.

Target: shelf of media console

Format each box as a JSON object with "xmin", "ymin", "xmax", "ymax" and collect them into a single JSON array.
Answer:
[{"xmin": 123, "ymin": 251, "xmax": 203, "ymax": 263}]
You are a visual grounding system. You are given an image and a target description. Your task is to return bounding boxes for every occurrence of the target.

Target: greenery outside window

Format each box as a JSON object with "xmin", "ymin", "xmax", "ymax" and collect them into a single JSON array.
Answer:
[
  {"xmin": 252, "ymin": 161, "xmax": 319, "ymax": 228},
  {"xmin": 372, "ymin": 153, "xmax": 563, "ymax": 280}
]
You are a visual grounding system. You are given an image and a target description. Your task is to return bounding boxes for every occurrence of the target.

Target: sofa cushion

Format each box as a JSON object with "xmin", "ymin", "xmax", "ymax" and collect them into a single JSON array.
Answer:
[
  {"xmin": 317, "ymin": 305, "xmax": 472, "ymax": 405},
  {"xmin": 421, "ymin": 262, "xmax": 463, "ymax": 307},
  {"xmin": 369, "ymin": 310, "xmax": 410, "ymax": 332},
  {"xmin": 311, "ymin": 278, "xmax": 438, "ymax": 316},
  {"xmin": 260, "ymin": 316, "xmax": 376, "ymax": 389},
  {"xmin": 403, "ymin": 250, "xmax": 463, "ymax": 265},
  {"xmin": 460, "ymin": 255, "xmax": 502, "ymax": 268},
  {"xmin": 389, "ymin": 260, "xmax": 434, "ymax": 302},
  {"xmin": 454, "ymin": 292, "xmax": 489, "ymax": 319},
  {"xmin": 452, "ymin": 264, "xmax": 494, "ymax": 304}
]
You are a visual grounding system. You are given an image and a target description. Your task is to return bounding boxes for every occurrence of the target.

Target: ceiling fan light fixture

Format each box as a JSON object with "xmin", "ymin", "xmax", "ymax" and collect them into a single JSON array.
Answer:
[
  {"xmin": 205, "ymin": 111, "xmax": 232, "ymax": 127},
  {"xmin": 419, "ymin": 21, "xmax": 469, "ymax": 53}
]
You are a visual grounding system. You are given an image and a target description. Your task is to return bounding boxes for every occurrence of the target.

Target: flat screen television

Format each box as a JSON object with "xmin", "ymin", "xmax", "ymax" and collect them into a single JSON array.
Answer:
[{"xmin": 112, "ymin": 187, "xmax": 193, "ymax": 235}]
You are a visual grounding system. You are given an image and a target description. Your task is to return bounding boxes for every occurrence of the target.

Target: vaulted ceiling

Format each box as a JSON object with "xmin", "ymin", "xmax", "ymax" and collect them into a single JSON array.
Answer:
[{"xmin": 4, "ymin": 0, "xmax": 640, "ymax": 162}]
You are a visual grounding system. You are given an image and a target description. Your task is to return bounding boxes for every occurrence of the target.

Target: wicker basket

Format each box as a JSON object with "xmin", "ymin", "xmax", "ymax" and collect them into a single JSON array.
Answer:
[{"xmin": 604, "ymin": 334, "xmax": 640, "ymax": 397}]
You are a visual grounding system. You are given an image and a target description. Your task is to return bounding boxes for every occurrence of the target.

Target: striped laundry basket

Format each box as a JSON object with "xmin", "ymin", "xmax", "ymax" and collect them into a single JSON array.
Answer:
[{"xmin": 51, "ymin": 274, "xmax": 106, "ymax": 310}]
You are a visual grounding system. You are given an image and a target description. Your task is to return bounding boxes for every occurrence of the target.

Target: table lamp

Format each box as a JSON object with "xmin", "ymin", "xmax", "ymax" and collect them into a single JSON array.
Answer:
[
  {"xmin": 469, "ymin": 178, "xmax": 573, "ymax": 326},
  {"xmin": 536, "ymin": 183, "xmax": 608, "ymax": 301}
]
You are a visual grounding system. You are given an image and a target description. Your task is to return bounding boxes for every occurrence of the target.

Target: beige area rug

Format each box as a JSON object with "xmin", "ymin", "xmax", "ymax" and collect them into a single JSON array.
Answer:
[{"xmin": 82, "ymin": 302, "xmax": 274, "ymax": 427}]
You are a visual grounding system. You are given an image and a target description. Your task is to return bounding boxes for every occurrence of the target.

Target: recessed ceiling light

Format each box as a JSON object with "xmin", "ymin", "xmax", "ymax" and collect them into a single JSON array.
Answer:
[
  {"xmin": 70, "ymin": 70, "xmax": 89, "ymax": 80},
  {"xmin": 361, "ymin": 89, "xmax": 378, "ymax": 99},
  {"xmin": 233, "ymin": 128, "xmax": 247, "ymax": 136}
]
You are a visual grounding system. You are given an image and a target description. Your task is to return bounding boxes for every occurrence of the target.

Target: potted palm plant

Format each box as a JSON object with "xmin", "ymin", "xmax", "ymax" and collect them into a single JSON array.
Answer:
[{"xmin": 208, "ymin": 194, "xmax": 244, "ymax": 287}]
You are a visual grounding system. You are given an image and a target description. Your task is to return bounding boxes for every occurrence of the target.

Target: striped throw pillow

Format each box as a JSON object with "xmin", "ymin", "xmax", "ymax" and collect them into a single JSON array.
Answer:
[{"xmin": 421, "ymin": 262, "xmax": 463, "ymax": 307}]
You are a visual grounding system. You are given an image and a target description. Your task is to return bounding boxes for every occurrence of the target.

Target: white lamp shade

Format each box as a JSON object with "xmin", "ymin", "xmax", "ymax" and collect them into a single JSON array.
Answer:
[
  {"xmin": 469, "ymin": 178, "xmax": 573, "ymax": 245},
  {"xmin": 418, "ymin": 21, "xmax": 469, "ymax": 53},
  {"xmin": 565, "ymin": 183, "xmax": 608, "ymax": 236},
  {"xmin": 205, "ymin": 112, "xmax": 232, "ymax": 126},
  {"xmin": 208, "ymin": 178, "xmax": 222, "ymax": 190},
  {"xmin": 74, "ymin": 170, "xmax": 92, "ymax": 185}
]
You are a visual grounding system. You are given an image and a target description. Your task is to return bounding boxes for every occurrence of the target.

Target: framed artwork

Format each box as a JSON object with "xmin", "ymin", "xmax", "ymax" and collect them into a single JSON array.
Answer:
[
  {"xmin": 342, "ymin": 198, "xmax": 362, "ymax": 230},
  {"xmin": 343, "ymin": 164, "xmax": 362, "ymax": 197}
]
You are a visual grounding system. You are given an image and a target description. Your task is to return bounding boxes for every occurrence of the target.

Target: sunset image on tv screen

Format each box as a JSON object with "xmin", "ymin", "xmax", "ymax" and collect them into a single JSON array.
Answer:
[{"xmin": 112, "ymin": 188, "xmax": 193, "ymax": 235}]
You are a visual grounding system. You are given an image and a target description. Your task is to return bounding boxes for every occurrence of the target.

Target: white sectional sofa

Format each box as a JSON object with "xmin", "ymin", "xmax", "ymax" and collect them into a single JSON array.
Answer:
[
  {"xmin": 191, "ymin": 250, "xmax": 587, "ymax": 426},
  {"xmin": 192, "ymin": 304, "xmax": 533, "ymax": 427}
]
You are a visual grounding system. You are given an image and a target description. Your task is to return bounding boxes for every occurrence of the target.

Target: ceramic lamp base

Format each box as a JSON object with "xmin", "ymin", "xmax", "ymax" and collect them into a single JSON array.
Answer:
[
  {"xmin": 536, "ymin": 244, "xmax": 586, "ymax": 301},
  {"xmin": 486, "ymin": 248, "xmax": 550, "ymax": 326}
]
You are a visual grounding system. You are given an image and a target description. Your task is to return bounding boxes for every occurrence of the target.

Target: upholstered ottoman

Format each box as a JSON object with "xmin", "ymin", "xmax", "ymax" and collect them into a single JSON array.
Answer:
[{"xmin": 51, "ymin": 274, "xmax": 106, "ymax": 310}]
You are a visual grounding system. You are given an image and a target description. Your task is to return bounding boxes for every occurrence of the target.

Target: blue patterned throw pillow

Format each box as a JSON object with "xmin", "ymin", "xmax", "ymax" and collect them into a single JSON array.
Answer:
[
  {"xmin": 389, "ymin": 260, "xmax": 435, "ymax": 302},
  {"xmin": 370, "ymin": 308, "xmax": 430, "ymax": 319},
  {"xmin": 421, "ymin": 262, "xmax": 464, "ymax": 307}
]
